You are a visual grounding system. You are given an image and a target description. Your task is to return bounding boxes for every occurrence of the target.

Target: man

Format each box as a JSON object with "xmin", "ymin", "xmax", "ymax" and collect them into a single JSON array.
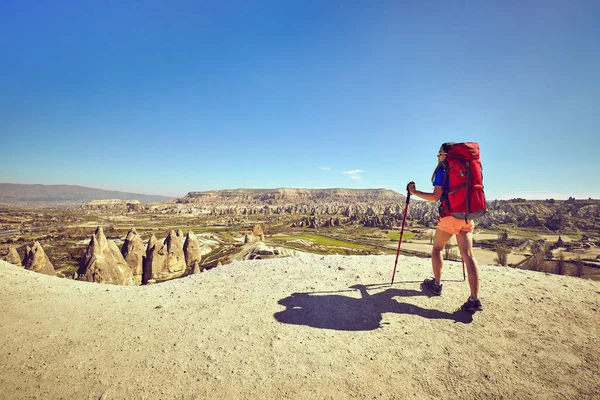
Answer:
[{"xmin": 408, "ymin": 143, "xmax": 483, "ymax": 312}]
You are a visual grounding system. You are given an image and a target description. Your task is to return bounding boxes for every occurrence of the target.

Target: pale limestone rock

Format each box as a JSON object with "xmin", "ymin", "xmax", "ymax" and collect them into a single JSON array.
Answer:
[
  {"xmin": 183, "ymin": 231, "xmax": 202, "ymax": 268},
  {"xmin": 23, "ymin": 242, "xmax": 56, "ymax": 276},
  {"xmin": 78, "ymin": 226, "xmax": 134, "ymax": 285},
  {"xmin": 5, "ymin": 245, "xmax": 22, "ymax": 267},
  {"xmin": 252, "ymin": 225, "xmax": 265, "ymax": 241},
  {"xmin": 143, "ymin": 234, "xmax": 164, "ymax": 284},
  {"xmin": 192, "ymin": 261, "xmax": 201, "ymax": 274},
  {"xmin": 143, "ymin": 231, "xmax": 186, "ymax": 284},
  {"xmin": 164, "ymin": 230, "xmax": 186, "ymax": 275},
  {"xmin": 244, "ymin": 234, "xmax": 259, "ymax": 244},
  {"xmin": 121, "ymin": 228, "xmax": 144, "ymax": 285}
]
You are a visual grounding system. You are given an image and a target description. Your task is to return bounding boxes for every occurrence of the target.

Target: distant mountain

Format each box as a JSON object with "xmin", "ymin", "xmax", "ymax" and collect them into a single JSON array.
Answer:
[
  {"xmin": 176, "ymin": 188, "xmax": 405, "ymax": 205},
  {"xmin": 0, "ymin": 184, "xmax": 172, "ymax": 204}
]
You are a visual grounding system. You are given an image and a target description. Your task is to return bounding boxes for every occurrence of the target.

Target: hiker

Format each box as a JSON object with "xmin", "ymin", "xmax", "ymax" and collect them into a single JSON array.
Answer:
[{"xmin": 407, "ymin": 142, "xmax": 483, "ymax": 312}]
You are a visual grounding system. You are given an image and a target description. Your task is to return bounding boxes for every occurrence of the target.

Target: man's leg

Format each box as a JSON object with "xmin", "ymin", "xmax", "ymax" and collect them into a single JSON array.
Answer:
[
  {"xmin": 431, "ymin": 228, "xmax": 453, "ymax": 284},
  {"xmin": 456, "ymin": 230, "xmax": 479, "ymax": 299}
]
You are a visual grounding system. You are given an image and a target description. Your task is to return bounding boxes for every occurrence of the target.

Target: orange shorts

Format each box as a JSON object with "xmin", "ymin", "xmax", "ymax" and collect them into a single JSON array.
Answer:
[{"xmin": 437, "ymin": 216, "xmax": 474, "ymax": 235}]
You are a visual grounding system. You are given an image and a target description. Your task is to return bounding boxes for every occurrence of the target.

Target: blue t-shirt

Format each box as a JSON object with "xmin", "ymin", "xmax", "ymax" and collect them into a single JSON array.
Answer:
[
  {"xmin": 432, "ymin": 169, "xmax": 445, "ymax": 187},
  {"xmin": 432, "ymin": 168, "xmax": 447, "ymax": 201}
]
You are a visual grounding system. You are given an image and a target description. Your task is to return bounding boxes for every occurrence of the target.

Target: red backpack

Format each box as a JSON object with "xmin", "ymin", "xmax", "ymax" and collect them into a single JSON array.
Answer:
[{"xmin": 437, "ymin": 142, "xmax": 486, "ymax": 221}]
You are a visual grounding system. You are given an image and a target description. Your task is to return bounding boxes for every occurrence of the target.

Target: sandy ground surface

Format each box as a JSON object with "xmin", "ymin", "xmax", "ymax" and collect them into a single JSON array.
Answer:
[
  {"xmin": 397, "ymin": 238, "xmax": 527, "ymax": 266},
  {"xmin": 1, "ymin": 255, "xmax": 599, "ymax": 400}
]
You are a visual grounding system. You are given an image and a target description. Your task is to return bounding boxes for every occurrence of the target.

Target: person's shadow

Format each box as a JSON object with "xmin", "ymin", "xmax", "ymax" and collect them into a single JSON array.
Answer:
[{"xmin": 274, "ymin": 283, "xmax": 473, "ymax": 331}]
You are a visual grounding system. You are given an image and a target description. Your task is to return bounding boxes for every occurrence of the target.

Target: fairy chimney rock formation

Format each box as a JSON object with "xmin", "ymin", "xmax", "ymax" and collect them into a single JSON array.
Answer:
[
  {"xmin": 143, "ymin": 234, "xmax": 163, "ymax": 284},
  {"xmin": 183, "ymin": 231, "xmax": 202, "ymax": 268},
  {"xmin": 143, "ymin": 231, "xmax": 186, "ymax": 284},
  {"xmin": 165, "ymin": 230, "xmax": 186, "ymax": 275},
  {"xmin": 121, "ymin": 228, "xmax": 144, "ymax": 285},
  {"xmin": 23, "ymin": 241, "xmax": 56, "ymax": 276},
  {"xmin": 192, "ymin": 261, "xmax": 201, "ymax": 274},
  {"xmin": 6, "ymin": 245, "xmax": 22, "ymax": 267},
  {"xmin": 252, "ymin": 224, "xmax": 265, "ymax": 241},
  {"xmin": 23, "ymin": 245, "xmax": 31, "ymax": 264},
  {"xmin": 78, "ymin": 226, "xmax": 134, "ymax": 285}
]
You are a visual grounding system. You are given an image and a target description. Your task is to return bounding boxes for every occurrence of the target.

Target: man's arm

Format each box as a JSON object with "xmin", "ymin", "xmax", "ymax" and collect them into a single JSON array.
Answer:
[{"xmin": 408, "ymin": 183, "xmax": 443, "ymax": 202}]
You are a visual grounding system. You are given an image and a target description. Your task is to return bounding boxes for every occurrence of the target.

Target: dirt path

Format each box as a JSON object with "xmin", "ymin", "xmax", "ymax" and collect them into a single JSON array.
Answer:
[{"xmin": 1, "ymin": 256, "xmax": 599, "ymax": 399}]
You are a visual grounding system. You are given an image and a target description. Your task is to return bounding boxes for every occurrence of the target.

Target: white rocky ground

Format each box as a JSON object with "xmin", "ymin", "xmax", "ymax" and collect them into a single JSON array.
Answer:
[{"xmin": 1, "ymin": 255, "xmax": 599, "ymax": 399}]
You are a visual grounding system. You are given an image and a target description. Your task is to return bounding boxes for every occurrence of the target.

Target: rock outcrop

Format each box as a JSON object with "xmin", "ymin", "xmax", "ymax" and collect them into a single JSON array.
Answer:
[
  {"xmin": 143, "ymin": 235, "xmax": 163, "ymax": 284},
  {"xmin": 23, "ymin": 242, "xmax": 56, "ymax": 276},
  {"xmin": 252, "ymin": 225, "xmax": 265, "ymax": 241},
  {"xmin": 5, "ymin": 246, "xmax": 22, "ymax": 267},
  {"xmin": 192, "ymin": 261, "xmax": 201, "ymax": 274},
  {"xmin": 78, "ymin": 227, "xmax": 134, "ymax": 285},
  {"xmin": 229, "ymin": 242, "xmax": 301, "ymax": 262},
  {"xmin": 244, "ymin": 234, "xmax": 260, "ymax": 244},
  {"xmin": 165, "ymin": 230, "xmax": 186, "ymax": 275},
  {"xmin": 121, "ymin": 228, "xmax": 145, "ymax": 285},
  {"xmin": 183, "ymin": 231, "xmax": 202, "ymax": 268},
  {"xmin": 178, "ymin": 188, "xmax": 404, "ymax": 205},
  {"xmin": 143, "ymin": 230, "xmax": 187, "ymax": 284}
]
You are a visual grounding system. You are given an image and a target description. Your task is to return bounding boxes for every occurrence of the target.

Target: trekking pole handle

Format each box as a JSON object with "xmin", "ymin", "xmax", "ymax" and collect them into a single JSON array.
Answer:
[{"xmin": 406, "ymin": 181, "xmax": 414, "ymax": 202}]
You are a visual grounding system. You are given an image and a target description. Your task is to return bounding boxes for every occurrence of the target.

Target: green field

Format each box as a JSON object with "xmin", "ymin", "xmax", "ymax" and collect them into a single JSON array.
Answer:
[
  {"xmin": 386, "ymin": 231, "xmax": 416, "ymax": 242},
  {"xmin": 272, "ymin": 233, "xmax": 385, "ymax": 252}
]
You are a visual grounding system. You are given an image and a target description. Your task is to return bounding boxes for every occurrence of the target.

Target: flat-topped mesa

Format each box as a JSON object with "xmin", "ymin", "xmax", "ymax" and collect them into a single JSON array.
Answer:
[
  {"xmin": 121, "ymin": 228, "xmax": 144, "ymax": 285},
  {"xmin": 87, "ymin": 199, "xmax": 141, "ymax": 205},
  {"xmin": 23, "ymin": 241, "xmax": 56, "ymax": 276},
  {"xmin": 78, "ymin": 226, "xmax": 134, "ymax": 285},
  {"xmin": 176, "ymin": 188, "xmax": 405, "ymax": 206},
  {"xmin": 5, "ymin": 245, "xmax": 22, "ymax": 267},
  {"xmin": 143, "ymin": 231, "xmax": 187, "ymax": 284}
]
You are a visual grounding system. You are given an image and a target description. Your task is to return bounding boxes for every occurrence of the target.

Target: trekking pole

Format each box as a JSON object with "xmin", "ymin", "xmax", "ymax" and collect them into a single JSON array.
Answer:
[
  {"xmin": 391, "ymin": 182, "xmax": 413, "ymax": 285},
  {"xmin": 462, "ymin": 258, "xmax": 466, "ymax": 281}
]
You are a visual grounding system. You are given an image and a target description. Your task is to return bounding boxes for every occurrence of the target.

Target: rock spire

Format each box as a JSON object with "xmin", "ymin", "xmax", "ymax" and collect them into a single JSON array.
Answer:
[{"xmin": 78, "ymin": 226, "xmax": 134, "ymax": 285}]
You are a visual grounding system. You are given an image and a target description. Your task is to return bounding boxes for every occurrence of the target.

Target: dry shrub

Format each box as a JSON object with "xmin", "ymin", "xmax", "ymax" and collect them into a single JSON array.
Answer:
[
  {"xmin": 494, "ymin": 246, "xmax": 511, "ymax": 266},
  {"xmin": 498, "ymin": 230, "xmax": 509, "ymax": 242},
  {"xmin": 444, "ymin": 243, "xmax": 459, "ymax": 261},
  {"xmin": 574, "ymin": 257, "xmax": 584, "ymax": 277},
  {"xmin": 522, "ymin": 242, "xmax": 551, "ymax": 272},
  {"xmin": 556, "ymin": 251, "xmax": 565, "ymax": 275}
]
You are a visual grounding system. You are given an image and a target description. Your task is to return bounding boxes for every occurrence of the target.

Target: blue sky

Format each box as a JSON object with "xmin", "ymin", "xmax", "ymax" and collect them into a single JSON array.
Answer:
[{"xmin": 1, "ymin": 1, "xmax": 598, "ymax": 199}]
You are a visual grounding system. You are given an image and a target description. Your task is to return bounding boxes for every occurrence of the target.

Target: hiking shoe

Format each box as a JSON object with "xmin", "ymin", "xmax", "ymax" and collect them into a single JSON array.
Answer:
[
  {"xmin": 461, "ymin": 297, "xmax": 483, "ymax": 312},
  {"xmin": 421, "ymin": 278, "xmax": 442, "ymax": 296}
]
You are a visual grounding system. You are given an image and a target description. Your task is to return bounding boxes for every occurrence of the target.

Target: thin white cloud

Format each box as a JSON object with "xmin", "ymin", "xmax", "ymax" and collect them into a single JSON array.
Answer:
[
  {"xmin": 341, "ymin": 170, "xmax": 364, "ymax": 175},
  {"xmin": 341, "ymin": 169, "xmax": 365, "ymax": 181},
  {"xmin": 319, "ymin": 167, "xmax": 331, "ymax": 171}
]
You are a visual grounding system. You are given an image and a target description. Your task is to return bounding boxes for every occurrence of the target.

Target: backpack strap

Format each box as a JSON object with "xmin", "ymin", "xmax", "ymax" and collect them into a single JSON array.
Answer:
[
  {"xmin": 448, "ymin": 183, "xmax": 465, "ymax": 195},
  {"xmin": 464, "ymin": 161, "xmax": 470, "ymax": 223},
  {"xmin": 437, "ymin": 162, "xmax": 451, "ymax": 218}
]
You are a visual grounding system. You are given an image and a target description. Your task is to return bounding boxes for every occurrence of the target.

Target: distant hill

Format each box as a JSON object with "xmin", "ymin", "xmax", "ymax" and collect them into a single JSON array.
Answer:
[
  {"xmin": 0, "ymin": 184, "xmax": 172, "ymax": 204},
  {"xmin": 177, "ymin": 188, "xmax": 405, "ymax": 205}
]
